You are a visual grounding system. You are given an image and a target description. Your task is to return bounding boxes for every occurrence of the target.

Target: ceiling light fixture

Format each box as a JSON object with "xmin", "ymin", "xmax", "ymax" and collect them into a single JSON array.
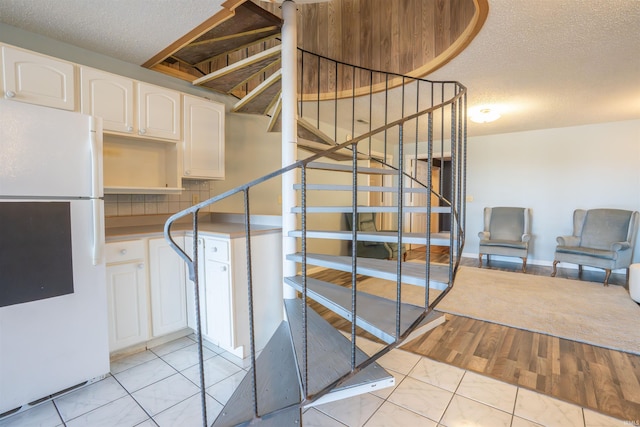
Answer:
[{"xmin": 470, "ymin": 107, "xmax": 501, "ymax": 124}]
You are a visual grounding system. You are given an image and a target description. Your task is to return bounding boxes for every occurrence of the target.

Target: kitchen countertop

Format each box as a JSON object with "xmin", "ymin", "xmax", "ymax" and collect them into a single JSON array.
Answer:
[{"xmin": 105, "ymin": 213, "xmax": 282, "ymax": 241}]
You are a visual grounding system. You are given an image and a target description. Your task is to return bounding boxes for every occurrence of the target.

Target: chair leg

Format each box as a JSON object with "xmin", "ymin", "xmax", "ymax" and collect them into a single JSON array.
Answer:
[
  {"xmin": 578, "ymin": 265, "xmax": 583, "ymax": 277},
  {"xmin": 521, "ymin": 257, "xmax": 527, "ymax": 273},
  {"xmin": 603, "ymin": 269, "xmax": 611, "ymax": 287},
  {"xmin": 478, "ymin": 253, "xmax": 483, "ymax": 268},
  {"xmin": 551, "ymin": 260, "xmax": 559, "ymax": 277}
]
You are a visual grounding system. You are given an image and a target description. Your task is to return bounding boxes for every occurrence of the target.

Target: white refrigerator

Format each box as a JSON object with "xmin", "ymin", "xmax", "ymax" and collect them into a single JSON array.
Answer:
[{"xmin": 0, "ymin": 100, "xmax": 110, "ymax": 415}]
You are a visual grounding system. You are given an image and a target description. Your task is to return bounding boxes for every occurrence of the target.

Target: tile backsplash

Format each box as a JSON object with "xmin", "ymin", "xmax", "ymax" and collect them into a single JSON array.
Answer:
[{"xmin": 104, "ymin": 180, "xmax": 215, "ymax": 217}]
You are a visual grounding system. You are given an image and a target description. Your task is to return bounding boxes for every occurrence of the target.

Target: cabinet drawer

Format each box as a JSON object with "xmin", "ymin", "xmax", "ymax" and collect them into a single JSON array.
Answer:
[
  {"xmin": 205, "ymin": 238, "xmax": 229, "ymax": 262},
  {"xmin": 106, "ymin": 240, "xmax": 145, "ymax": 263}
]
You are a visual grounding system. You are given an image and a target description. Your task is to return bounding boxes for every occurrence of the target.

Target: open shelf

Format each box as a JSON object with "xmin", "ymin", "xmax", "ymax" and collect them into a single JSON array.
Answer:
[{"xmin": 103, "ymin": 135, "xmax": 180, "ymax": 194}]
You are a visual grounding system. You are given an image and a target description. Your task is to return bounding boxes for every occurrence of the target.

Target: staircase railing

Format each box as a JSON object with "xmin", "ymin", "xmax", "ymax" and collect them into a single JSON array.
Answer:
[{"xmin": 165, "ymin": 49, "xmax": 466, "ymax": 425}]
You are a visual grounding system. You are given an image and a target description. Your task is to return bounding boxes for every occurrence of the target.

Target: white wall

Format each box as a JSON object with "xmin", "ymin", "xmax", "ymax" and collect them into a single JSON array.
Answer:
[{"xmin": 464, "ymin": 119, "xmax": 640, "ymax": 267}]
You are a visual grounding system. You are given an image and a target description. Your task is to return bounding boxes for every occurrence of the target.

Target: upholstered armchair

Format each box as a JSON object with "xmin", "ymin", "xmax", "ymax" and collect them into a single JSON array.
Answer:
[
  {"xmin": 478, "ymin": 207, "xmax": 531, "ymax": 272},
  {"xmin": 552, "ymin": 208, "xmax": 639, "ymax": 286},
  {"xmin": 345, "ymin": 212, "xmax": 407, "ymax": 261}
]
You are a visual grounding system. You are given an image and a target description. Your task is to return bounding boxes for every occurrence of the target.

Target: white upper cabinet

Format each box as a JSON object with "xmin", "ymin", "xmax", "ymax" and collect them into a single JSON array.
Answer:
[
  {"xmin": 80, "ymin": 67, "xmax": 134, "ymax": 134},
  {"xmin": 1, "ymin": 45, "xmax": 75, "ymax": 111},
  {"xmin": 138, "ymin": 83, "xmax": 181, "ymax": 141},
  {"xmin": 81, "ymin": 68, "xmax": 180, "ymax": 141},
  {"xmin": 183, "ymin": 95, "xmax": 225, "ymax": 179}
]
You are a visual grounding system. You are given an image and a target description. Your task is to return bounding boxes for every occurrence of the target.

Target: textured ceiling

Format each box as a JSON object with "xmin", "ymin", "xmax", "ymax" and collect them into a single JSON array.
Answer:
[
  {"xmin": 0, "ymin": 0, "xmax": 227, "ymax": 65},
  {"xmin": 0, "ymin": 0, "xmax": 639, "ymax": 137},
  {"xmin": 429, "ymin": 0, "xmax": 640, "ymax": 136}
]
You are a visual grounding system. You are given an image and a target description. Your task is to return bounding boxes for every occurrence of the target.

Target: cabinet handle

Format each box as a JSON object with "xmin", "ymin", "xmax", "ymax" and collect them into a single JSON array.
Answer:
[
  {"xmin": 212, "ymin": 247, "xmax": 218, "ymax": 252},
  {"xmin": 120, "ymin": 249, "xmax": 127, "ymax": 255},
  {"xmin": 127, "ymin": 126, "xmax": 134, "ymax": 132},
  {"xmin": 185, "ymin": 170, "xmax": 191, "ymax": 176},
  {"xmin": 5, "ymin": 90, "xmax": 16, "ymax": 98},
  {"xmin": 139, "ymin": 128, "xmax": 147, "ymax": 135},
  {"xmin": 137, "ymin": 263, "xmax": 144, "ymax": 269},
  {"xmin": 220, "ymin": 266, "xmax": 227, "ymax": 272}
]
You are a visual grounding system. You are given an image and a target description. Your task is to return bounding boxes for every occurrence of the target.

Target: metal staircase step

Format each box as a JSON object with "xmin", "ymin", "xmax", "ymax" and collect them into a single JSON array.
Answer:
[
  {"xmin": 233, "ymin": 69, "xmax": 282, "ymax": 114},
  {"xmin": 288, "ymin": 229, "xmax": 453, "ymax": 247},
  {"xmin": 193, "ymin": 45, "xmax": 282, "ymax": 93},
  {"xmin": 284, "ymin": 275, "xmax": 444, "ymax": 344},
  {"xmin": 293, "ymin": 183, "xmax": 435, "ymax": 194},
  {"xmin": 297, "ymin": 117, "xmax": 336, "ymax": 146},
  {"xmin": 284, "ymin": 298, "xmax": 394, "ymax": 404},
  {"xmin": 267, "ymin": 101, "xmax": 360, "ymax": 160},
  {"xmin": 286, "ymin": 252, "xmax": 450, "ymax": 290},
  {"xmin": 297, "ymin": 139, "xmax": 369, "ymax": 161},
  {"xmin": 307, "ymin": 161, "xmax": 400, "ymax": 175},
  {"xmin": 291, "ymin": 205, "xmax": 451, "ymax": 214},
  {"xmin": 212, "ymin": 322, "xmax": 301, "ymax": 427}
]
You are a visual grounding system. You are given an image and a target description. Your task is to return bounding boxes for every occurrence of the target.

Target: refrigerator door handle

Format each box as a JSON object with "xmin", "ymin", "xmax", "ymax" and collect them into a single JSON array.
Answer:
[
  {"xmin": 89, "ymin": 117, "xmax": 104, "ymax": 199},
  {"xmin": 92, "ymin": 199, "xmax": 105, "ymax": 265}
]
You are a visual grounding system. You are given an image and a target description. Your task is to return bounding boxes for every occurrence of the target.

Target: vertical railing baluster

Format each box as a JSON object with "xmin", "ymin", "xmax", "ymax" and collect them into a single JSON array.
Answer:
[
  {"xmin": 368, "ymin": 70, "xmax": 373, "ymax": 157},
  {"xmin": 414, "ymin": 80, "xmax": 420, "ymax": 182},
  {"xmin": 191, "ymin": 211, "xmax": 208, "ymax": 427},
  {"xmin": 449, "ymin": 97, "xmax": 457, "ymax": 287},
  {"xmin": 351, "ymin": 143, "xmax": 358, "ymax": 369},
  {"xmin": 334, "ymin": 62, "xmax": 338, "ymax": 143},
  {"xmin": 242, "ymin": 189, "xmax": 259, "ymax": 418},
  {"xmin": 384, "ymin": 74, "xmax": 389, "ymax": 165},
  {"xmin": 395, "ymin": 124, "xmax": 404, "ymax": 340},
  {"xmin": 317, "ymin": 55, "xmax": 321, "ymax": 129},
  {"xmin": 300, "ymin": 51, "xmax": 304, "ymax": 118},
  {"xmin": 301, "ymin": 165, "xmax": 308, "ymax": 398},
  {"xmin": 462, "ymin": 90, "xmax": 468, "ymax": 238},
  {"xmin": 351, "ymin": 66, "xmax": 356, "ymax": 142},
  {"xmin": 425, "ymin": 112, "xmax": 433, "ymax": 308}
]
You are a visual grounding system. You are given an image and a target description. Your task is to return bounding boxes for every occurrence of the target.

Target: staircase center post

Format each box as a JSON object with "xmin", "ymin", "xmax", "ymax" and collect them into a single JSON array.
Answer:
[{"xmin": 282, "ymin": 0, "xmax": 299, "ymax": 300}]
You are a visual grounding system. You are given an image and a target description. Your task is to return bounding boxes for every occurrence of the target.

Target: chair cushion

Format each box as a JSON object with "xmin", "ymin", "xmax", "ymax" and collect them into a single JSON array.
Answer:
[
  {"xmin": 556, "ymin": 245, "xmax": 617, "ymax": 260},
  {"xmin": 489, "ymin": 207, "xmax": 524, "ymax": 241},
  {"xmin": 480, "ymin": 239, "xmax": 527, "ymax": 249},
  {"xmin": 580, "ymin": 209, "xmax": 631, "ymax": 250}
]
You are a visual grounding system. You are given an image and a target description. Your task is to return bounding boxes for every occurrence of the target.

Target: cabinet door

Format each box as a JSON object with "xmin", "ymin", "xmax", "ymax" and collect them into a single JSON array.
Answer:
[
  {"xmin": 2, "ymin": 46, "xmax": 75, "ymax": 110},
  {"xmin": 138, "ymin": 83, "xmax": 181, "ymax": 141},
  {"xmin": 183, "ymin": 95, "xmax": 225, "ymax": 179},
  {"xmin": 80, "ymin": 67, "xmax": 134, "ymax": 134},
  {"xmin": 106, "ymin": 261, "xmax": 148, "ymax": 352},
  {"xmin": 148, "ymin": 237, "xmax": 187, "ymax": 337},
  {"xmin": 204, "ymin": 256, "xmax": 233, "ymax": 349}
]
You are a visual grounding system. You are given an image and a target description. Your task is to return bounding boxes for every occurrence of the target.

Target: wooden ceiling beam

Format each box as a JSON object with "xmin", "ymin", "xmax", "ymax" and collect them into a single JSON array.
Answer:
[{"xmin": 186, "ymin": 26, "xmax": 280, "ymax": 49}]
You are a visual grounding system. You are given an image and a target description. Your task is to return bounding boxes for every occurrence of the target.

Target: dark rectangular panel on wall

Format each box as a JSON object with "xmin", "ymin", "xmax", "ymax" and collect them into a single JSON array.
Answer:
[{"xmin": 0, "ymin": 202, "xmax": 74, "ymax": 308}]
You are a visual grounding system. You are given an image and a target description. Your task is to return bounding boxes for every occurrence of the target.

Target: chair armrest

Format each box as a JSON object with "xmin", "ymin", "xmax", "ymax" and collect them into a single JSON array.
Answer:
[
  {"xmin": 478, "ymin": 231, "xmax": 490, "ymax": 240},
  {"xmin": 611, "ymin": 241, "xmax": 631, "ymax": 251},
  {"xmin": 557, "ymin": 235, "xmax": 579, "ymax": 246},
  {"xmin": 522, "ymin": 233, "xmax": 531, "ymax": 243}
]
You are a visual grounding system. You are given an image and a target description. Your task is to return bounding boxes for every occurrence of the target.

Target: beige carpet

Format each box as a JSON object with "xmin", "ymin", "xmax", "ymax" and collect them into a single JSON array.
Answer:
[
  {"xmin": 357, "ymin": 265, "xmax": 640, "ymax": 355},
  {"xmin": 432, "ymin": 266, "xmax": 640, "ymax": 355}
]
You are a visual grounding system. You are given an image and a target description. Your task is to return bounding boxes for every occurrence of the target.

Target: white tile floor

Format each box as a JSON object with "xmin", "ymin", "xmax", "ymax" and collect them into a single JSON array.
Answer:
[{"xmin": 0, "ymin": 334, "xmax": 630, "ymax": 427}]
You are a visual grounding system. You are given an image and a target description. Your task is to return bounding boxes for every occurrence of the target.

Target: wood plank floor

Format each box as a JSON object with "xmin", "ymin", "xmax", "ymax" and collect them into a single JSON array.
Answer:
[{"xmin": 309, "ymin": 248, "xmax": 640, "ymax": 421}]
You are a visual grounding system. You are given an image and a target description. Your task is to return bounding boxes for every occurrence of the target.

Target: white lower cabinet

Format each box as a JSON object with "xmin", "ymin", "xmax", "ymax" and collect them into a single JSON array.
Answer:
[
  {"xmin": 191, "ymin": 232, "xmax": 283, "ymax": 359},
  {"xmin": 106, "ymin": 227, "xmax": 282, "ymax": 360},
  {"xmin": 148, "ymin": 237, "xmax": 187, "ymax": 337},
  {"xmin": 105, "ymin": 240, "xmax": 148, "ymax": 352}
]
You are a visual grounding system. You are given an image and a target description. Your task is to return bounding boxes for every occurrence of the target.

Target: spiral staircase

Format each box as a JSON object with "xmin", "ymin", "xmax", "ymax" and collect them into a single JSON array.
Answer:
[{"xmin": 161, "ymin": 1, "xmax": 469, "ymax": 425}]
